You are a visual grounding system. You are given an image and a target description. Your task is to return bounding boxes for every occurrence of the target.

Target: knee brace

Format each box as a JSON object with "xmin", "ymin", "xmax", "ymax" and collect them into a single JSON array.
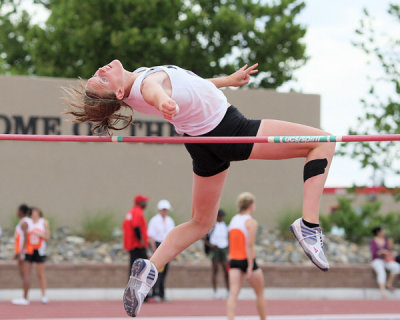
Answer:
[{"xmin": 304, "ymin": 158, "xmax": 328, "ymax": 182}]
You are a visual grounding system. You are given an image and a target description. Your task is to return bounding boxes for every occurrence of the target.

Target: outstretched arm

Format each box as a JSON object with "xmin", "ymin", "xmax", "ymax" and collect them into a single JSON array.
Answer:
[
  {"xmin": 207, "ymin": 63, "xmax": 258, "ymax": 88},
  {"xmin": 141, "ymin": 72, "xmax": 179, "ymax": 120}
]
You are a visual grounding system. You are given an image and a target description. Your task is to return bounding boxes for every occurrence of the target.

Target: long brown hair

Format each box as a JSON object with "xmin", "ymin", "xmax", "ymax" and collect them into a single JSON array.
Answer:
[{"xmin": 62, "ymin": 79, "xmax": 133, "ymax": 135}]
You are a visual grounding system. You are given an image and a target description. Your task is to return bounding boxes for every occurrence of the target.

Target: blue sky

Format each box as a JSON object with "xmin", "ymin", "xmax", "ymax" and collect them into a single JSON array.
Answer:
[
  {"xmin": 21, "ymin": 0, "xmax": 400, "ymax": 187},
  {"xmin": 279, "ymin": 0, "xmax": 400, "ymax": 187}
]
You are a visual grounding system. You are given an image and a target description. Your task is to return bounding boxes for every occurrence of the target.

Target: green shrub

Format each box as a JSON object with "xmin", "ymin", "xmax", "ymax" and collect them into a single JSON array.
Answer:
[
  {"xmin": 320, "ymin": 214, "xmax": 333, "ymax": 233},
  {"xmin": 81, "ymin": 210, "xmax": 117, "ymax": 242},
  {"xmin": 328, "ymin": 197, "xmax": 381, "ymax": 243},
  {"xmin": 276, "ymin": 208, "xmax": 302, "ymax": 240},
  {"xmin": 44, "ymin": 215, "xmax": 57, "ymax": 236},
  {"xmin": 9, "ymin": 212, "xmax": 19, "ymax": 230}
]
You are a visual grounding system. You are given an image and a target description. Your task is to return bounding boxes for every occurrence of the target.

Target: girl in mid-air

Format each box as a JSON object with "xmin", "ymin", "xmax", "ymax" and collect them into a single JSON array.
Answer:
[{"xmin": 64, "ymin": 60, "xmax": 335, "ymax": 317}]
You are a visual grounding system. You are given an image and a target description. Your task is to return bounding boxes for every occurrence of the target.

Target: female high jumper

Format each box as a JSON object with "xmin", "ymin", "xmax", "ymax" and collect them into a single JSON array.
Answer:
[{"xmin": 64, "ymin": 60, "xmax": 335, "ymax": 317}]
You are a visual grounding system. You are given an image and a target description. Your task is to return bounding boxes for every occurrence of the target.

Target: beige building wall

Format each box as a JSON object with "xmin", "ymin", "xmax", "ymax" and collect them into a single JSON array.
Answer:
[{"xmin": 0, "ymin": 75, "xmax": 321, "ymax": 229}]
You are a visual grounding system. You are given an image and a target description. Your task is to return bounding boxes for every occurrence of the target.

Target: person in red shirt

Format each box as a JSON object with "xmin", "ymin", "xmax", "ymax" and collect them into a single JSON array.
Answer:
[{"xmin": 122, "ymin": 195, "xmax": 149, "ymax": 275}]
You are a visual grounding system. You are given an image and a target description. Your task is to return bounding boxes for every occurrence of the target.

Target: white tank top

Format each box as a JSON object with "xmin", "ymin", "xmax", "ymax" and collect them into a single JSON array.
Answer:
[
  {"xmin": 229, "ymin": 214, "xmax": 251, "ymax": 238},
  {"xmin": 28, "ymin": 218, "xmax": 47, "ymax": 255},
  {"xmin": 123, "ymin": 65, "xmax": 228, "ymax": 136}
]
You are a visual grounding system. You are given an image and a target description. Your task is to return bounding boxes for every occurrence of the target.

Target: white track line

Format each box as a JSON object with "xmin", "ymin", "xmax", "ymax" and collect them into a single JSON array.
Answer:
[{"xmin": 13, "ymin": 315, "xmax": 400, "ymax": 320}]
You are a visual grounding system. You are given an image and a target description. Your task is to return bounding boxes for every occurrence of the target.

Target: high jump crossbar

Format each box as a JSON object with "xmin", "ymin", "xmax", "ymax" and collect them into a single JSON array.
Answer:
[{"xmin": 0, "ymin": 134, "xmax": 400, "ymax": 143}]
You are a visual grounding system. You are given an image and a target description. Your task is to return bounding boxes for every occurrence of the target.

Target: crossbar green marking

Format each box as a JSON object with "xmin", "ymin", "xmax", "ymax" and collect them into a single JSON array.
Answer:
[{"xmin": 275, "ymin": 136, "xmax": 326, "ymax": 143}]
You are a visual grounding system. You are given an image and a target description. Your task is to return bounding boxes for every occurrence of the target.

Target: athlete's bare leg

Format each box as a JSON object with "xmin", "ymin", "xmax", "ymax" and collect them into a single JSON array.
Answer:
[
  {"xmin": 250, "ymin": 119, "xmax": 335, "ymax": 223},
  {"xmin": 150, "ymin": 170, "xmax": 228, "ymax": 270},
  {"xmin": 227, "ymin": 268, "xmax": 244, "ymax": 320},
  {"xmin": 23, "ymin": 262, "xmax": 32, "ymax": 300},
  {"xmin": 37, "ymin": 263, "xmax": 47, "ymax": 298},
  {"xmin": 247, "ymin": 269, "xmax": 266, "ymax": 320},
  {"xmin": 211, "ymin": 260, "xmax": 219, "ymax": 293}
]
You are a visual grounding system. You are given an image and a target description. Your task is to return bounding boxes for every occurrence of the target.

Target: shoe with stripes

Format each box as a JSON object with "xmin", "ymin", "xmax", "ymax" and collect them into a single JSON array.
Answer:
[
  {"xmin": 123, "ymin": 258, "xmax": 158, "ymax": 317},
  {"xmin": 290, "ymin": 218, "xmax": 329, "ymax": 271}
]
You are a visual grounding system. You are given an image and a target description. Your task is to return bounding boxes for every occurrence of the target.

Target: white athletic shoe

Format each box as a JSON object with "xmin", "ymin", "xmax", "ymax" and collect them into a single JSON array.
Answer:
[
  {"xmin": 123, "ymin": 258, "xmax": 158, "ymax": 317},
  {"xmin": 11, "ymin": 298, "xmax": 30, "ymax": 305},
  {"xmin": 290, "ymin": 218, "xmax": 329, "ymax": 271},
  {"xmin": 41, "ymin": 296, "xmax": 49, "ymax": 304}
]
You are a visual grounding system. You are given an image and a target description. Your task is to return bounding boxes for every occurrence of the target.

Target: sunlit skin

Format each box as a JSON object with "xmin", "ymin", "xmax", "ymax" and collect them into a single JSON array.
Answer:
[{"xmin": 86, "ymin": 59, "xmax": 136, "ymax": 99}]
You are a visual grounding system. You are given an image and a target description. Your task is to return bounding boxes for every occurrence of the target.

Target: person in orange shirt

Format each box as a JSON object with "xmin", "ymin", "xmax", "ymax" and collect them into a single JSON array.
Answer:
[
  {"xmin": 122, "ymin": 195, "xmax": 150, "ymax": 276},
  {"xmin": 11, "ymin": 204, "xmax": 31, "ymax": 305},
  {"xmin": 23, "ymin": 207, "xmax": 50, "ymax": 304},
  {"xmin": 227, "ymin": 192, "xmax": 265, "ymax": 320}
]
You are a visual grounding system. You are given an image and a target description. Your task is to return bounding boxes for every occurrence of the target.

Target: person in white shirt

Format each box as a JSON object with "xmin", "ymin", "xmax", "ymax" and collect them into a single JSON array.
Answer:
[
  {"xmin": 204, "ymin": 209, "xmax": 229, "ymax": 298},
  {"xmin": 23, "ymin": 207, "xmax": 50, "ymax": 304},
  {"xmin": 148, "ymin": 200, "xmax": 175, "ymax": 301}
]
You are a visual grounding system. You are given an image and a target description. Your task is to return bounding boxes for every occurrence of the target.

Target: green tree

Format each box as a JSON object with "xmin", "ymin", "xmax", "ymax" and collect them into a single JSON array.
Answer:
[
  {"xmin": 339, "ymin": 4, "xmax": 400, "ymax": 180},
  {"xmin": 0, "ymin": 0, "xmax": 33, "ymax": 74},
  {"xmin": 0, "ymin": 0, "xmax": 307, "ymax": 88},
  {"xmin": 329, "ymin": 197, "xmax": 381, "ymax": 244},
  {"xmin": 323, "ymin": 196, "xmax": 400, "ymax": 243}
]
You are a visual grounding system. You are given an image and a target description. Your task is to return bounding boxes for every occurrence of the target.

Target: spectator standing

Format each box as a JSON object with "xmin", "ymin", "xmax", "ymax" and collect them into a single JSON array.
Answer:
[
  {"xmin": 11, "ymin": 204, "xmax": 31, "ymax": 305},
  {"xmin": 204, "ymin": 209, "xmax": 229, "ymax": 299},
  {"xmin": 147, "ymin": 200, "xmax": 175, "ymax": 301},
  {"xmin": 227, "ymin": 192, "xmax": 265, "ymax": 320},
  {"xmin": 16, "ymin": 207, "xmax": 50, "ymax": 305},
  {"xmin": 370, "ymin": 226, "xmax": 400, "ymax": 298},
  {"xmin": 123, "ymin": 195, "xmax": 150, "ymax": 275}
]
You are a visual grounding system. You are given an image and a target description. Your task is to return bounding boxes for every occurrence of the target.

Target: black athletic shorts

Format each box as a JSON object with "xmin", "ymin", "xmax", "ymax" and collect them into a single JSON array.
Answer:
[
  {"xmin": 25, "ymin": 250, "xmax": 46, "ymax": 263},
  {"xmin": 184, "ymin": 105, "xmax": 261, "ymax": 177},
  {"xmin": 229, "ymin": 258, "xmax": 259, "ymax": 273}
]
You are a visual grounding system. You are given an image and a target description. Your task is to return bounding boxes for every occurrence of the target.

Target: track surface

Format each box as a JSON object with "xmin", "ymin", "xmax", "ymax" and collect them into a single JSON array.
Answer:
[{"xmin": 1, "ymin": 299, "xmax": 400, "ymax": 320}]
